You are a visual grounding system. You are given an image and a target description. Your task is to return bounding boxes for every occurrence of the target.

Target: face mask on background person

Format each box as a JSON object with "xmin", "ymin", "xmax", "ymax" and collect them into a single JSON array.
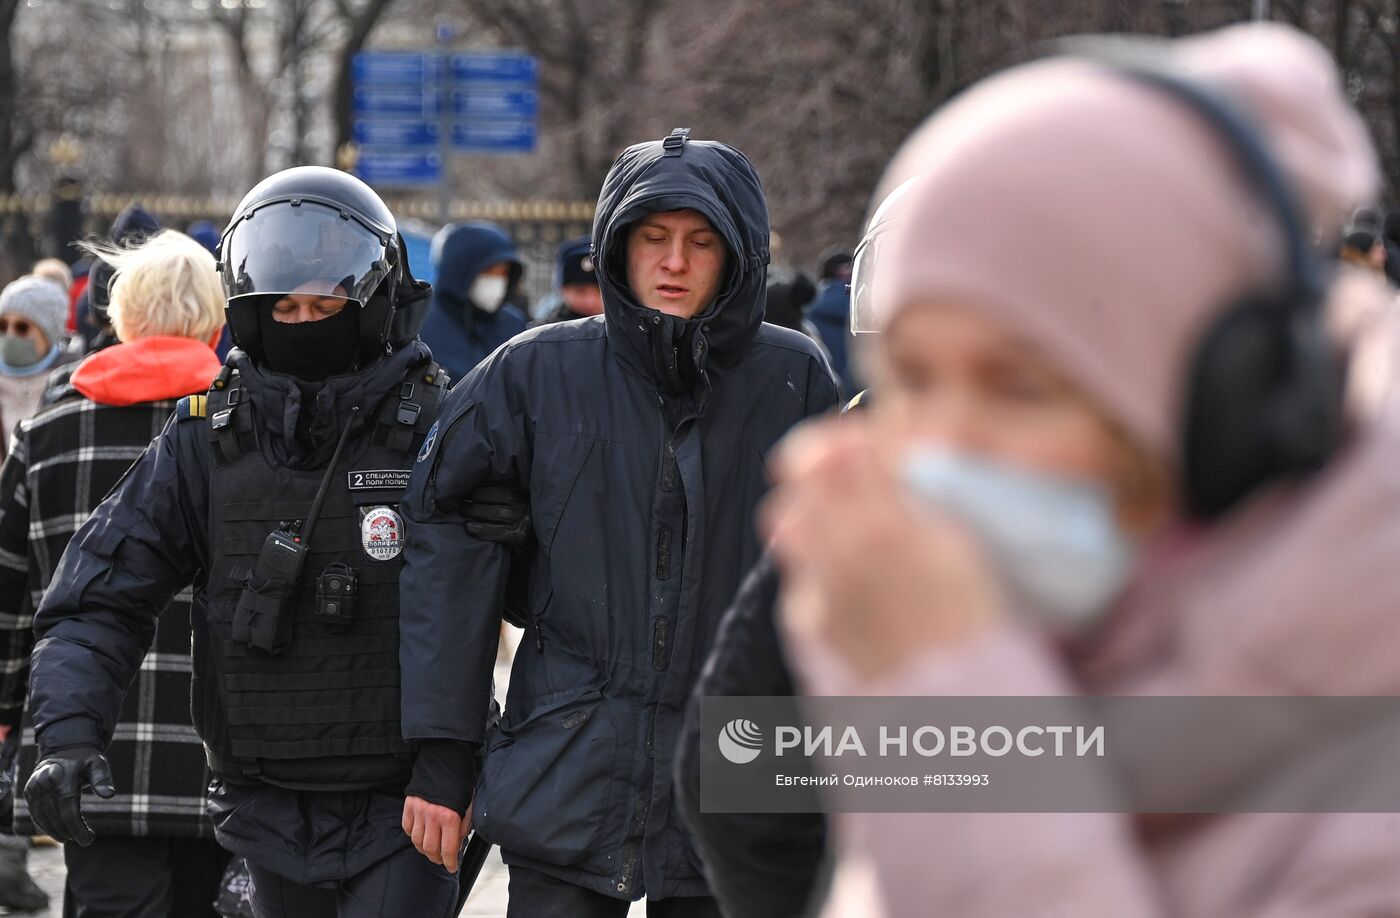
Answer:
[
  {"xmin": 0, "ymin": 335, "xmax": 42, "ymax": 369},
  {"xmin": 902, "ymin": 447, "xmax": 1136, "ymax": 636},
  {"xmin": 469, "ymin": 275, "xmax": 508, "ymax": 314}
]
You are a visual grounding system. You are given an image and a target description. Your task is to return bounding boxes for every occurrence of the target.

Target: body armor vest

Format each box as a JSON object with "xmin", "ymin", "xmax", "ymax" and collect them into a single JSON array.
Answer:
[{"xmin": 197, "ymin": 359, "xmax": 446, "ymax": 790}]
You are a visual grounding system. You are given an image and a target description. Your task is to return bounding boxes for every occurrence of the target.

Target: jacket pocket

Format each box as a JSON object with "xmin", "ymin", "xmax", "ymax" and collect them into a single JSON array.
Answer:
[{"xmin": 473, "ymin": 683, "xmax": 615, "ymax": 868}]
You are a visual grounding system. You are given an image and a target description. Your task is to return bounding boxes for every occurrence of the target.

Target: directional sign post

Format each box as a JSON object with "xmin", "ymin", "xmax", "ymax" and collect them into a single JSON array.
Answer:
[
  {"xmin": 355, "ymin": 151, "xmax": 442, "ymax": 187},
  {"xmin": 449, "ymin": 52, "xmax": 539, "ymax": 155},
  {"xmin": 451, "ymin": 121, "xmax": 538, "ymax": 154},
  {"xmin": 352, "ymin": 119, "xmax": 441, "ymax": 148},
  {"xmin": 351, "ymin": 52, "xmax": 445, "ymax": 188},
  {"xmin": 352, "ymin": 48, "xmax": 539, "ymax": 209}
]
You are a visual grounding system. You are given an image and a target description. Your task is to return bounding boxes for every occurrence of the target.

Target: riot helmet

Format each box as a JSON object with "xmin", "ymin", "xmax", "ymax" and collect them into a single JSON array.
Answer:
[{"xmin": 218, "ymin": 167, "xmax": 420, "ymax": 372}]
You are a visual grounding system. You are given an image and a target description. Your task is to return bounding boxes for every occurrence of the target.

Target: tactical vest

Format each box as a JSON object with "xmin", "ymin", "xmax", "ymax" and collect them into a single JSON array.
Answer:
[{"xmin": 198, "ymin": 359, "xmax": 446, "ymax": 790}]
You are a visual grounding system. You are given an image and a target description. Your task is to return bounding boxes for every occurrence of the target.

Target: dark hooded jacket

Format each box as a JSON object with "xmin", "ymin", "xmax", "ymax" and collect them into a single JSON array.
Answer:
[
  {"xmin": 418, "ymin": 222, "xmax": 526, "ymax": 380},
  {"xmin": 25, "ymin": 336, "xmax": 439, "ymax": 884},
  {"xmin": 399, "ymin": 134, "xmax": 840, "ymax": 900}
]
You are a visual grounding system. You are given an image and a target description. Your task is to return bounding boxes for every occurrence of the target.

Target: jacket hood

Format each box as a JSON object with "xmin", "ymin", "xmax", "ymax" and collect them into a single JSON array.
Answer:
[
  {"xmin": 592, "ymin": 132, "xmax": 770, "ymax": 393},
  {"xmin": 428, "ymin": 221, "xmax": 523, "ymax": 324},
  {"xmin": 71, "ymin": 336, "xmax": 221, "ymax": 406},
  {"xmin": 228, "ymin": 338, "xmax": 432, "ymax": 469}
]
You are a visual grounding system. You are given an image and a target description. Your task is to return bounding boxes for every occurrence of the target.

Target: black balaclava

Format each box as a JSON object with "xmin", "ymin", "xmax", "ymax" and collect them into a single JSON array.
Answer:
[{"xmin": 257, "ymin": 301, "xmax": 361, "ymax": 382}]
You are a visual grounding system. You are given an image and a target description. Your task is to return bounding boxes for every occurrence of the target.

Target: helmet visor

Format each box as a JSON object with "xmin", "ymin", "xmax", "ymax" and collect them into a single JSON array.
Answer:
[
  {"xmin": 849, "ymin": 222, "xmax": 892, "ymax": 334},
  {"xmin": 221, "ymin": 199, "xmax": 390, "ymax": 306},
  {"xmin": 851, "ymin": 175, "xmax": 931, "ymax": 335}
]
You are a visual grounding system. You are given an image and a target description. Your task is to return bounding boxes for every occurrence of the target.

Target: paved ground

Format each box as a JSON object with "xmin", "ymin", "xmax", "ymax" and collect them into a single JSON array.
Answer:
[
  {"xmin": 19, "ymin": 842, "xmax": 645, "ymax": 917},
  {"xmin": 9, "ymin": 631, "xmax": 646, "ymax": 916}
]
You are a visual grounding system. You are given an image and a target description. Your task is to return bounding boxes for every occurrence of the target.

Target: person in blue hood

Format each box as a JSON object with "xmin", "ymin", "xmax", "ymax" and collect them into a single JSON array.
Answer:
[
  {"xmin": 399, "ymin": 129, "xmax": 839, "ymax": 914},
  {"xmin": 187, "ymin": 220, "xmax": 236, "ymax": 360},
  {"xmin": 186, "ymin": 220, "xmax": 220, "ymax": 254},
  {"xmin": 806, "ymin": 247, "xmax": 857, "ymax": 397},
  {"xmin": 419, "ymin": 221, "xmax": 527, "ymax": 380}
]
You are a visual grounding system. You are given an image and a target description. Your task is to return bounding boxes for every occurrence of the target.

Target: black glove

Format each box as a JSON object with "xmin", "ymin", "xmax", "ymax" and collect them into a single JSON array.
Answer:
[
  {"xmin": 24, "ymin": 746, "xmax": 116, "ymax": 846},
  {"xmin": 463, "ymin": 482, "xmax": 532, "ymax": 548}
]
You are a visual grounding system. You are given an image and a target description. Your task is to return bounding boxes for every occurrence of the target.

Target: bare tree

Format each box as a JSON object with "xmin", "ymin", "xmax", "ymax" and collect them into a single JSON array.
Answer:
[
  {"xmin": 10, "ymin": 0, "xmax": 1400, "ymax": 268},
  {"xmin": 331, "ymin": 0, "xmax": 399, "ymax": 156},
  {"xmin": 0, "ymin": 0, "xmax": 27, "ymax": 195}
]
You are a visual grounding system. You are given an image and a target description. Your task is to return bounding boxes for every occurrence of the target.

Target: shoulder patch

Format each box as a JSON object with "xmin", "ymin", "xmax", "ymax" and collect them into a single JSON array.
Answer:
[
  {"xmin": 177, "ymin": 394, "xmax": 207, "ymax": 421},
  {"xmin": 416, "ymin": 420, "xmax": 439, "ymax": 463}
]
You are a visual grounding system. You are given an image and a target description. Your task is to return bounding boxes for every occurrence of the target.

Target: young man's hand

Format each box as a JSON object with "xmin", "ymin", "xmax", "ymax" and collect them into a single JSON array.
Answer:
[{"xmin": 402, "ymin": 795, "xmax": 473, "ymax": 874}]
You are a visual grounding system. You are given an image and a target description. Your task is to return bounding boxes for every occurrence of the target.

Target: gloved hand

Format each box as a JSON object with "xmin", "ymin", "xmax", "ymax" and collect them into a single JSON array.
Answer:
[
  {"xmin": 463, "ymin": 482, "xmax": 532, "ymax": 548},
  {"xmin": 23, "ymin": 746, "xmax": 115, "ymax": 846}
]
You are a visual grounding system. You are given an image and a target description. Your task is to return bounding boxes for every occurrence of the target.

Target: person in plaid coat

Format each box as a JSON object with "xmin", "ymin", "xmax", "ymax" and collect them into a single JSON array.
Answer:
[{"xmin": 0, "ymin": 230, "xmax": 229, "ymax": 917}]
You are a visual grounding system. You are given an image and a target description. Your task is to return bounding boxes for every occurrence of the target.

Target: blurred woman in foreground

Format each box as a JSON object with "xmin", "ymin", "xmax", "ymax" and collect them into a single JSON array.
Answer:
[{"xmin": 764, "ymin": 24, "xmax": 1400, "ymax": 917}]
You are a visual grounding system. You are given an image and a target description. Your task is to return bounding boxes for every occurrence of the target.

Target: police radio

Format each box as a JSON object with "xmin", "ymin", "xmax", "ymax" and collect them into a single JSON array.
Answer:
[{"xmin": 232, "ymin": 407, "xmax": 360, "ymax": 654}]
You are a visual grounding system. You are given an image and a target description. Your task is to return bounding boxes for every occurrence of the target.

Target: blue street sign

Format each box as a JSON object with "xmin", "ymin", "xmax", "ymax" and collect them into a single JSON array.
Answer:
[
  {"xmin": 451, "ymin": 88, "xmax": 538, "ymax": 118},
  {"xmin": 354, "ymin": 49, "xmax": 540, "ymax": 169},
  {"xmin": 355, "ymin": 151, "xmax": 442, "ymax": 186},
  {"xmin": 352, "ymin": 51, "xmax": 443, "ymax": 85},
  {"xmin": 452, "ymin": 121, "xmax": 537, "ymax": 154},
  {"xmin": 352, "ymin": 85, "xmax": 442, "ymax": 116},
  {"xmin": 450, "ymin": 52, "xmax": 538, "ymax": 84},
  {"xmin": 353, "ymin": 119, "xmax": 440, "ymax": 147}
]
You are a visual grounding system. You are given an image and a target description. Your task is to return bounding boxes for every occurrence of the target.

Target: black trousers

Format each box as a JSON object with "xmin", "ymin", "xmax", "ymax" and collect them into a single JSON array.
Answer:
[
  {"xmin": 62, "ymin": 835, "xmax": 229, "ymax": 918},
  {"xmin": 245, "ymin": 843, "xmax": 459, "ymax": 918},
  {"xmin": 507, "ymin": 866, "xmax": 723, "ymax": 918}
]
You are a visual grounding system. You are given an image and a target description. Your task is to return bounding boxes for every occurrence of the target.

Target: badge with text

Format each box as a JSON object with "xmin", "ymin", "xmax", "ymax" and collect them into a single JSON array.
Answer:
[
  {"xmin": 360, "ymin": 506, "xmax": 405, "ymax": 561},
  {"xmin": 348, "ymin": 469, "xmax": 413, "ymax": 491}
]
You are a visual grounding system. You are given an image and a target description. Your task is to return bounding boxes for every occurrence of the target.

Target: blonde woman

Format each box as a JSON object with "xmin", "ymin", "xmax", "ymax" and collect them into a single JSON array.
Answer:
[{"xmin": 0, "ymin": 229, "xmax": 227, "ymax": 917}]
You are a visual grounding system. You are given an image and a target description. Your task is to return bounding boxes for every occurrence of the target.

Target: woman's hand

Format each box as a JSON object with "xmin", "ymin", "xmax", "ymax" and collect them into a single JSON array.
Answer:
[{"xmin": 762, "ymin": 416, "xmax": 1005, "ymax": 684}]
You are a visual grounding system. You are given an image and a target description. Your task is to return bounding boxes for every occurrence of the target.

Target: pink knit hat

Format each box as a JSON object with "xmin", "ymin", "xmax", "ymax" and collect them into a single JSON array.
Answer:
[{"xmin": 871, "ymin": 23, "xmax": 1380, "ymax": 457}]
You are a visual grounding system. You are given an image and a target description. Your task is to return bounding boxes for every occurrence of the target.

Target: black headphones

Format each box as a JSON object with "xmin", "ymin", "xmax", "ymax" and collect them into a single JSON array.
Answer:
[{"xmin": 1111, "ymin": 65, "xmax": 1345, "ymax": 520}]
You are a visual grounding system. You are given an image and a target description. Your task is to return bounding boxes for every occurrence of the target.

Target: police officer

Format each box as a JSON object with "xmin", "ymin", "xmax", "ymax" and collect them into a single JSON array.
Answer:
[
  {"xmin": 21, "ymin": 167, "xmax": 462, "ymax": 918},
  {"xmin": 534, "ymin": 236, "xmax": 603, "ymax": 325}
]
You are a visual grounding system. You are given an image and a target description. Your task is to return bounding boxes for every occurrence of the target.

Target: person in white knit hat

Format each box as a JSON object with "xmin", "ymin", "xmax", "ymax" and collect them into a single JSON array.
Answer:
[{"xmin": 0, "ymin": 275, "xmax": 75, "ymax": 461}]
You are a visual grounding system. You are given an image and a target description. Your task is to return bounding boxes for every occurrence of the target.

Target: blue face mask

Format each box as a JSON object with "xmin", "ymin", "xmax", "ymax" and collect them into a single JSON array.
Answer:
[
  {"xmin": 901, "ymin": 448, "xmax": 1137, "ymax": 636},
  {"xmin": 0, "ymin": 337, "xmax": 59, "ymax": 378}
]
